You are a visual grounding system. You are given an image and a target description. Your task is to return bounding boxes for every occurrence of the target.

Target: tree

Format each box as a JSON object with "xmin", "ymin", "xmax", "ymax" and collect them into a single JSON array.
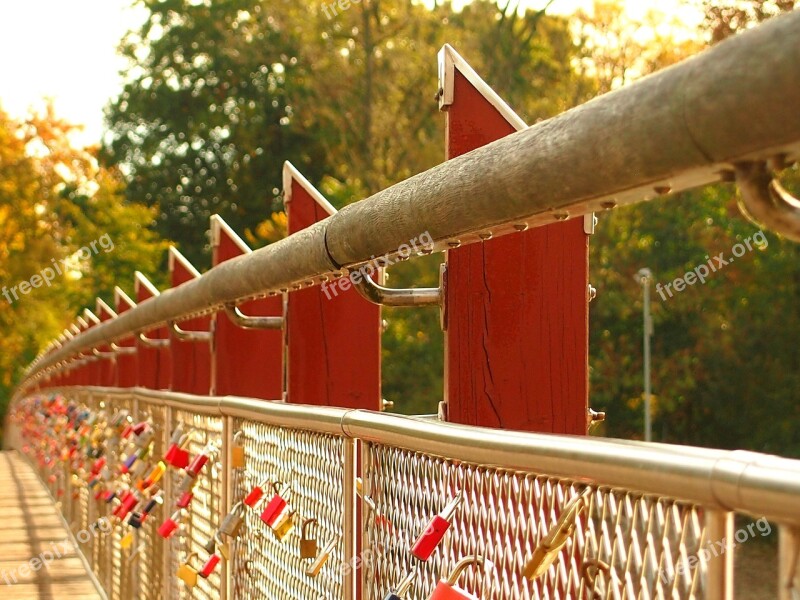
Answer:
[{"xmin": 0, "ymin": 105, "xmax": 166, "ymax": 428}]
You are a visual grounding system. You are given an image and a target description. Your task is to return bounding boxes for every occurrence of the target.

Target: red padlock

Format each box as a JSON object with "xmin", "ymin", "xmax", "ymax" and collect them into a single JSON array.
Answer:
[
  {"xmin": 186, "ymin": 445, "xmax": 213, "ymax": 476},
  {"xmin": 259, "ymin": 482, "xmax": 290, "ymax": 527},
  {"xmin": 164, "ymin": 437, "xmax": 191, "ymax": 469},
  {"xmin": 429, "ymin": 556, "xmax": 486, "ymax": 599},
  {"xmin": 411, "ymin": 491, "xmax": 463, "ymax": 562},
  {"xmin": 243, "ymin": 478, "xmax": 269, "ymax": 508},
  {"xmin": 176, "ymin": 490, "xmax": 194, "ymax": 509},
  {"xmin": 158, "ymin": 510, "xmax": 183, "ymax": 539},
  {"xmin": 199, "ymin": 554, "xmax": 221, "ymax": 578}
]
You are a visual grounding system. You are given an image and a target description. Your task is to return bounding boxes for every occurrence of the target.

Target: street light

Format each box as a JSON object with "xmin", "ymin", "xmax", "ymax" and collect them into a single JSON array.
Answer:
[{"xmin": 636, "ymin": 268, "xmax": 654, "ymax": 442}]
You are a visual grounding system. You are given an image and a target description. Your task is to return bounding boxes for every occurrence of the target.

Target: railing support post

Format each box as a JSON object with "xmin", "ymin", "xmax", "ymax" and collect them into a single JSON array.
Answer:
[{"xmin": 705, "ymin": 509, "xmax": 734, "ymax": 600}]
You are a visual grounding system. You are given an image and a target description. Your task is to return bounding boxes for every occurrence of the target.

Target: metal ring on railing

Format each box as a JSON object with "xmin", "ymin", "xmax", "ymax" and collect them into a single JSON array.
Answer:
[{"xmin": 736, "ymin": 158, "xmax": 800, "ymax": 242}]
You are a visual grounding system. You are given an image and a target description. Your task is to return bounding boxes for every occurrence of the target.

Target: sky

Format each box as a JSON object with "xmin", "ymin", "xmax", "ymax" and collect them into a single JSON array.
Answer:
[{"xmin": 0, "ymin": 0, "xmax": 700, "ymax": 148}]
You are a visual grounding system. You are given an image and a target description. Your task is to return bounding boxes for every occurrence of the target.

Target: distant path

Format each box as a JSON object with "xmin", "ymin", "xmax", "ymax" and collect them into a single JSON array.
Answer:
[{"xmin": 0, "ymin": 452, "xmax": 102, "ymax": 599}]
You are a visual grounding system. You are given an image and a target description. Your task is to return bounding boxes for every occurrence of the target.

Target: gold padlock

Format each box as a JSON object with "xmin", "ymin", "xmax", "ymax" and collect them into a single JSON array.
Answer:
[
  {"xmin": 305, "ymin": 537, "xmax": 338, "ymax": 578},
  {"xmin": 231, "ymin": 431, "xmax": 246, "ymax": 469},
  {"xmin": 214, "ymin": 532, "xmax": 231, "ymax": 561},
  {"xmin": 176, "ymin": 553, "xmax": 200, "ymax": 588},
  {"xmin": 271, "ymin": 510, "xmax": 297, "ymax": 542},
  {"xmin": 121, "ymin": 531, "xmax": 134, "ymax": 550},
  {"xmin": 523, "ymin": 489, "xmax": 591, "ymax": 580},
  {"xmin": 300, "ymin": 518, "xmax": 318, "ymax": 559}
]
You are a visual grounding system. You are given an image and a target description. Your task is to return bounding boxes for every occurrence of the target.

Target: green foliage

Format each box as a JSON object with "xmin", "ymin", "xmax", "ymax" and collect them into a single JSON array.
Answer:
[{"xmin": 0, "ymin": 106, "xmax": 166, "ymax": 420}]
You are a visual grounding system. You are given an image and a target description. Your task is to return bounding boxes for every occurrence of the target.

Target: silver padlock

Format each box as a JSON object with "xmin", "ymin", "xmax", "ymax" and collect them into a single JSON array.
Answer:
[{"xmin": 219, "ymin": 502, "xmax": 246, "ymax": 538}]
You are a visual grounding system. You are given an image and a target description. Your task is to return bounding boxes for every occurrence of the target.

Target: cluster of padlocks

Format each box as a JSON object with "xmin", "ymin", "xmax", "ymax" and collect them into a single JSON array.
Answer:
[{"xmin": 10, "ymin": 393, "xmax": 589, "ymax": 599}]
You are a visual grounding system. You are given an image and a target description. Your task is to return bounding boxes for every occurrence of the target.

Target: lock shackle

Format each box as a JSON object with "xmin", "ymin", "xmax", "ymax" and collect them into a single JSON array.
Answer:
[
  {"xmin": 301, "ymin": 518, "xmax": 318, "ymax": 539},
  {"xmin": 182, "ymin": 551, "xmax": 200, "ymax": 565},
  {"xmin": 394, "ymin": 567, "xmax": 418, "ymax": 595},
  {"xmin": 439, "ymin": 490, "xmax": 464, "ymax": 520},
  {"xmin": 230, "ymin": 500, "xmax": 245, "ymax": 515},
  {"xmin": 232, "ymin": 430, "xmax": 244, "ymax": 444},
  {"xmin": 445, "ymin": 555, "xmax": 487, "ymax": 586}
]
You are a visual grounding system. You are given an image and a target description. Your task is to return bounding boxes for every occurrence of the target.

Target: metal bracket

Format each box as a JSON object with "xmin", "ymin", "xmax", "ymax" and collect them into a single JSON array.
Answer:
[
  {"xmin": 352, "ymin": 264, "xmax": 442, "ymax": 308},
  {"xmin": 223, "ymin": 303, "xmax": 283, "ymax": 330},
  {"xmin": 584, "ymin": 213, "xmax": 598, "ymax": 235},
  {"xmin": 736, "ymin": 158, "xmax": 800, "ymax": 242},
  {"xmin": 168, "ymin": 321, "xmax": 213, "ymax": 343},
  {"xmin": 92, "ymin": 348, "xmax": 116, "ymax": 359},
  {"xmin": 137, "ymin": 332, "xmax": 169, "ymax": 349},
  {"xmin": 110, "ymin": 342, "xmax": 137, "ymax": 355}
]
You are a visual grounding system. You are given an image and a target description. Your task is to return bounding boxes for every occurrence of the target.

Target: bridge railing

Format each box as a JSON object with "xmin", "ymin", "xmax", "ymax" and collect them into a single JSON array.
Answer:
[
  {"xmin": 7, "ymin": 386, "xmax": 800, "ymax": 599},
  {"xmin": 5, "ymin": 8, "xmax": 800, "ymax": 600}
]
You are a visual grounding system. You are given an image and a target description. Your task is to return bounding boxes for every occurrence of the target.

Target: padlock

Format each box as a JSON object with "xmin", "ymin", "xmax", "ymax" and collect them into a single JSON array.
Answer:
[
  {"xmin": 429, "ymin": 556, "xmax": 486, "ymax": 599},
  {"xmin": 177, "ymin": 472, "xmax": 198, "ymax": 495},
  {"xmin": 186, "ymin": 442, "xmax": 216, "ymax": 476},
  {"xmin": 164, "ymin": 431, "xmax": 192, "ymax": 469},
  {"xmin": 230, "ymin": 431, "xmax": 246, "ymax": 469},
  {"xmin": 259, "ymin": 482, "xmax": 290, "ymax": 526},
  {"xmin": 158, "ymin": 510, "xmax": 183, "ymax": 539},
  {"xmin": 300, "ymin": 518, "xmax": 319, "ymax": 559},
  {"xmin": 411, "ymin": 491, "xmax": 464, "ymax": 561},
  {"xmin": 121, "ymin": 531, "xmax": 134, "ymax": 550},
  {"xmin": 271, "ymin": 510, "xmax": 297, "ymax": 542},
  {"xmin": 176, "ymin": 553, "xmax": 200, "ymax": 588},
  {"xmin": 383, "ymin": 568, "xmax": 418, "ymax": 600},
  {"xmin": 138, "ymin": 461, "xmax": 166, "ymax": 491},
  {"xmin": 199, "ymin": 553, "xmax": 221, "ymax": 579},
  {"xmin": 128, "ymin": 512, "xmax": 144, "ymax": 529},
  {"xmin": 120, "ymin": 450, "xmax": 140, "ymax": 474},
  {"xmin": 117, "ymin": 490, "xmax": 140, "ymax": 519},
  {"xmin": 305, "ymin": 537, "xmax": 338, "ymax": 578},
  {"xmin": 203, "ymin": 535, "xmax": 217, "ymax": 554},
  {"xmin": 142, "ymin": 492, "xmax": 162, "ymax": 516},
  {"xmin": 214, "ymin": 532, "xmax": 230, "ymax": 560},
  {"xmin": 523, "ymin": 490, "xmax": 589, "ymax": 580},
  {"xmin": 219, "ymin": 502, "xmax": 246, "ymax": 538},
  {"xmin": 243, "ymin": 478, "xmax": 269, "ymax": 508},
  {"xmin": 176, "ymin": 490, "xmax": 194, "ymax": 509}
]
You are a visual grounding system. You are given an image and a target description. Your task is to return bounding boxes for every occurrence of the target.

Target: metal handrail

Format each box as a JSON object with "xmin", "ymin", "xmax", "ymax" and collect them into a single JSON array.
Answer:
[
  {"xmin": 21, "ymin": 10, "xmax": 800, "ymax": 384},
  {"xmin": 38, "ymin": 384, "xmax": 800, "ymax": 529}
]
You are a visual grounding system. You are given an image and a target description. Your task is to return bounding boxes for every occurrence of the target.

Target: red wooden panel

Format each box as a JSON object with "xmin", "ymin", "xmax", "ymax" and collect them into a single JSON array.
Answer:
[
  {"xmin": 114, "ymin": 287, "xmax": 138, "ymax": 388},
  {"xmin": 135, "ymin": 272, "xmax": 171, "ymax": 390},
  {"xmin": 211, "ymin": 215, "xmax": 284, "ymax": 400},
  {"xmin": 83, "ymin": 310, "xmax": 100, "ymax": 387},
  {"xmin": 168, "ymin": 247, "xmax": 211, "ymax": 395},
  {"xmin": 440, "ymin": 45, "xmax": 589, "ymax": 434},
  {"xmin": 95, "ymin": 299, "xmax": 117, "ymax": 387},
  {"xmin": 284, "ymin": 162, "xmax": 381, "ymax": 409}
]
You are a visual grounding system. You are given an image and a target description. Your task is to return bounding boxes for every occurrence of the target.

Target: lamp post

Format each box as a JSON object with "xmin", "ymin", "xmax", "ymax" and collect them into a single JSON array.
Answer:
[{"xmin": 636, "ymin": 268, "xmax": 653, "ymax": 442}]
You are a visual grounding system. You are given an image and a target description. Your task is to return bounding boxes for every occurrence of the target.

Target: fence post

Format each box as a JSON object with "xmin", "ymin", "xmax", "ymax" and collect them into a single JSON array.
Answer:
[
  {"xmin": 210, "ymin": 215, "xmax": 284, "ymax": 400},
  {"xmin": 283, "ymin": 162, "xmax": 382, "ymax": 410},
  {"xmin": 83, "ymin": 309, "xmax": 101, "ymax": 387},
  {"xmin": 135, "ymin": 272, "xmax": 171, "ymax": 390},
  {"xmin": 95, "ymin": 298, "xmax": 117, "ymax": 387},
  {"xmin": 114, "ymin": 287, "xmax": 138, "ymax": 388},
  {"xmin": 439, "ymin": 44, "xmax": 590, "ymax": 434},
  {"xmin": 167, "ymin": 247, "xmax": 212, "ymax": 395}
]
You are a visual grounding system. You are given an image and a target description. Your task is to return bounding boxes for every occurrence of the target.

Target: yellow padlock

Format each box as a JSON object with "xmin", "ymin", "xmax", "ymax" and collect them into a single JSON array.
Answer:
[
  {"xmin": 176, "ymin": 553, "xmax": 200, "ymax": 588},
  {"xmin": 120, "ymin": 531, "xmax": 134, "ymax": 550},
  {"xmin": 214, "ymin": 532, "xmax": 231, "ymax": 561},
  {"xmin": 271, "ymin": 510, "xmax": 297, "ymax": 542},
  {"xmin": 230, "ymin": 431, "xmax": 246, "ymax": 469}
]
